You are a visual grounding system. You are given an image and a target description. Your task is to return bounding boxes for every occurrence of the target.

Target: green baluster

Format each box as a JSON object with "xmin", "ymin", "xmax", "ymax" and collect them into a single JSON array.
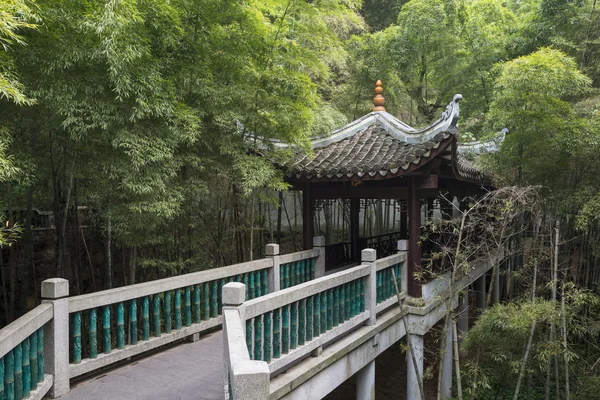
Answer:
[
  {"xmin": 249, "ymin": 272, "xmax": 256, "ymax": 299},
  {"xmin": 185, "ymin": 287, "xmax": 192, "ymax": 326},
  {"xmin": 117, "ymin": 302, "xmax": 125, "ymax": 349},
  {"xmin": 327, "ymin": 290, "xmax": 333, "ymax": 330},
  {"xmin": 263, "ymin": 312, "xmax": 271, "ymax": 362},
  {"xmin": 377, "ymin": 271, "xmax": 382, "ymax": 303},
  {"xmin": 284, "ymin": 264, "xmax": 289, "ymax": 289},
  {"xmin": 262, "ymin": 270, "xmax": 268, "ymax": 295},
  {"xmin": 152, "ymin": 295, "xmax": 161, "ymax": 337},
  {"xmin": 360, "ymin": 279, "xmax": 365, "ymax": 312},
  {"xmin": 313, "ymin": 295, "xmax": 320, "ymax": 337},
  {"xmin": 340, "ymin": 284, "xmax": 346, "ymax": 322},
  {"xmin": 175, "ymin": 289, "xmax": 182, "ymax": 330},
  {"xmin": 310, "ymin": 258, "xmax": 315, "ymax": 280},
  {"xmin": 14, "ymin": 344, "xmax": 21, "ymax": 400},
  {"xmin": 278, "ymin": 266, "xmax": 284, "ymax": 289},
  {"xmin": 30, "ymin": 331, "xmax": 37, "ymax": 390},
  {"xmin": 89, "ymin": 308, "xmax": 98, "ymax": 358},
  {"xmin": 350, "ymin": 282, "xmax": 356, "ymax": 318},
  {"xmin": 142, "ymin": 297, "xmax": 150, "ymax": 341},
  {"xmin": 72, "ymin": 312, "xmax": 82, "ymax": 363},
  {"xmin": 218, "ymin": 279, "xmax": 226, "ymax": 312},
  {"xmin": 165, "ymin": 291, "xmax": 172, "ymax": 333},
  {"xmin": 306, "ymin": 296, "xmax": 313, "ymax": 341},
  {"xmin": 103, "ymin": 305, "xmax": 112, "ymax": 352},
  {"xmin": 290, "ymin": 302, "xmax": 298, "ymax": 350},
  {"xmin": 22, "ymin": 338, "xmax": 30, "ymax": 398},
  {"xmin": 130, "ymin": 300, "xmax": 138, "ymax": 345},
  {"xmin": 273, "ymin": 309, "xmax": 281, "ymax": 359},
  {"xmin": 320, "ymin": 292, "xmax": 327, "ymax": 333},
  {"xmin": 203, "ymin": 282, "xmax": 210, "ymax": 320},
  {"xmin": 193, "ymin": 285, "xmax": 201, "ymax": 323},
  {"xmin": 293, "ymin": 261, "xmax": 298, "ymax": 286},
  {"xmin": 298, "ymin": 299, "xmax": 306, "ymax": 346},
  {"xmin": 5, "ymin": 350, "xmax": 13, "ymax": 400},
  {"xmin": 333, "ymin": 287, "xmax": 340, "ymax": 327},
  {"xmin": 282, "ymin": 305, "xmax": 290, "ymax": 354},
  {"xmin": 255, "ymin": 272, "xmax": 262, "ymax": 298},
  {"xmin": 301, "ymin": 259, "xmax": 307, "ymax": 283},
  {"xmin": 246, "ymin": 320, "xmax": 253, "ymax": 360},
  {"xmin": 211, "ymin": 281, "xmax": 218, "ymax": 318},
  {"xmin": 243, "ymin": 274, "xmax": 249, "ymax": 299},
  {"xmin": 383, "ymin": 269, "xmax": 389, "ymax": 299},
  {"xmin": 0, "ymin": 355, "xmax": 4, "ymax": 399},
  {"xmin": 254, "ymin": 316, "xmax": 262, "ymax": 361},
  {"xmin": 37, "ymin": 328, "xmax": 44, "ymax": 382}
]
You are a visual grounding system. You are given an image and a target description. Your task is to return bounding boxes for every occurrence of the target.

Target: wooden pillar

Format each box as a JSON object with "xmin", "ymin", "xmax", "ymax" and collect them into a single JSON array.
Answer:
[
  {"xmin": 400, "ymin": 200, "xmax": 408, "ymax": 239},
  {"xmin": 407, "ymin": 179, "xmax": 422, "ymax": 297},
  {"xmin": 302, "ymin": 184, "xmax": 314, "ymax": 250},
  {"xmin": 350, "ymin": 198, "xmax": 360, "ymax": 263}
]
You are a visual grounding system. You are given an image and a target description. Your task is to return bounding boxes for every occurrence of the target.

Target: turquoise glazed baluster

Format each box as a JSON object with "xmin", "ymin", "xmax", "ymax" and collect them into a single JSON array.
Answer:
[
  {"xmin": 243, "ymin": 274, "xmax": 249, "ymax": 299},
  {"xmin": 211, "ymin": 281, "xmax": 218, "ymax": 317},
  {"xmin": 310, "ymin": 258, "xmax": 315, "ymax": 280},
  {"xmin": 72, "ymin": 312, "xmax": 82, "ymax": 363},
  {"xmin": 142, "ymin": 297, "xmax": 150, "ymax": 341},
  {"xmin": 5, "ymin": 350, "xmax": 13, "ymax": 400},
  {"xmin": 175, "ymin": 289, "xmax": 182, "ymax": 330},
  {"xmin": 290, "ymin": 302, "xmax": 298, "ymax": 350},
  {"xmin": 185, "ymin": 287, "xmax": 192, "ymax": 326},
  {"xmin": 349, "ymin": 282, "xmax": 356, "ymax": 318},
  {"xmin": 165, "ymin": 291, "xmax": 172, "ymax": 333},
  {"xmin": 284, "ymin": 264, "xmax": 290, "ymax": 289},
  {"xmin": 89, "ymin": 308, "xmax": 98, "ymax": 358},
  {"xmin": 294, "ymin": 261, "xmax": 299, "ymax": 286},
  {"xmin": 103, "ymin": 305, "xmax": 112, "ymax": 352},
  {"xmin": 37, "ymin": 328, "xmax": 44, "ymax": 382},
  {"xmin": 218, "ymin": 279, "xmax": 226, "ymax": 312},
  {"xmin": 360, "ymin": 279, "xmax": 365, "ymax": 312},
  {"xmin": 340, "ymin": 284, "xmax": 346, "ymax": 322},
  {"xmin": 273, "ymin": 309, "xmax": 281, "ymax": 358},
  {"xmin": 254, "ymin": 316, "xmax": 262, "ymax": 361},
  {"xmin": 22, "ymin": 338, "xmax": 30, "ymax": 398},
  {"xmin": 130, "ymin": 300, "xmax": 138, "ymax": 345},
  {"xmin": 193, "ymin": 285, "xmax": 201, "ymax": 323},
  {"xmin": 255, "ymin": 272, "xmax": 262, "ymax": 298},
  {"xmin": 203, "ymin": 282, "xmax": 210, "ymax": 320},
  {"xmin": 327, "ymin": 290, "xmax": 333, "ymax": 330},
  {"xmin": 246, "ymin": 320, "xmax": 253, "ymax": 360},
  {"xmin": 320, "ymin": 292, "xmax": 327, "ymax": 333},
  {"xmin": 263, "ymin": 312, "xmax": 272, "ymax": 362},
  {"xmin": 298, "ymin": 299, "xmax": 306, "ymax": 346},
  {"xmin": 117, "ymin": 302, "xmax": 125, "ymax": 349},
  {"xmin": 152, "ymin": 295, "xmax": 161, "ymax": 337},
  {"xmin": 30, "ymin": 331, "xmax": 37, "ymax": 390},
  {"xmin": 262, "ymin": 270, "xmax": 268, "ymax": 294},
  {"xmin": 377, "ymin": 271, "xmax": 382, "ymax": 302},
  {"xmin": 14, "ymin": 344, "xmax": 22, "ymax": 399},
  {"xmin": 282, "ymin": 305, "xmax": 290, "ymax": 354},
  {"xmin": 313, "ymin": 295, "xmax": 320, "ymax": 337},
  {"xmin": 249, "ymin": 273, "xmax": 256, "ymax": 300},
  {"xmin": 333, "ymin": 287, "xmax": 340, "ymax": 327},
  {"xmin": 306, "ymin": 296, "xmax": 313, "ymax": 341},
  {"xmin": 0, "ymin": 355, "xmax": 4, "ymax": 399}
]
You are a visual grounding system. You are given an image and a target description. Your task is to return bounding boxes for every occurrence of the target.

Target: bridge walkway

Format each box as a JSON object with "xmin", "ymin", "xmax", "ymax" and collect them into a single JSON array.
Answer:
[{"xmin": 58, "ymin": 331, "xmax": 224, "ymax": 400}]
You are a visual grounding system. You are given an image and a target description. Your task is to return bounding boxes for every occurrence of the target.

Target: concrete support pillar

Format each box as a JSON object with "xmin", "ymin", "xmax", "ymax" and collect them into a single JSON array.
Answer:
[
  {"xmin": 407, "ymin": 334, "xmax": 424, "ymax": 400},
  {"xmin": 440, "ymin": 317, "xmax": 453, "ymax": 399},
  {"xmin": 457, "ymin": 288, "xmax": 469, "ymax": 343},
  {"xmin": 362, "ymin": 249, "xmax": 377, "ymax": 326},
  {"xmin": 41, "ymin": 278, "xmax": 70, "ymax": 398},
  {"xmin": 356, "ymin": 360, "xmax": 375, "ymax": 400},
  {"xmin": 313, "ymin": 236, "xmax": 326, "ymax": 278},
  {"xmin": 266, "ymin": 244, "xmax": 281, "ymax": 292},
  {"xmin": 475, "ymin": 275, "xmax": 486, "ymax": 315}
]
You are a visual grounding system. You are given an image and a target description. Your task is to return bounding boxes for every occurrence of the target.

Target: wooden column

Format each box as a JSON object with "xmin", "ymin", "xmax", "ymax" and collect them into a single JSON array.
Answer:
[
  {"xmin": 302, "ymin": 184, "xmax": 314, "ymax": 250},
  {"xmin": 400, "ymin": 200, "xmax": 408, "ymax": 239},
  {"xmin": 407, "ymin": 179, "xmax": 422, "ymax": 297},
  {"xmin": 350, "ymin": 198, "xmax": 360, "ymax": 263}
]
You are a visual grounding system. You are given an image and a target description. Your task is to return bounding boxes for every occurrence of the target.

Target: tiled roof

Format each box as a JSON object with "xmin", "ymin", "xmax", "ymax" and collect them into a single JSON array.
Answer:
[{"xmin": 283, "ymin": 125, "xmax": 454, "ymax": 180}]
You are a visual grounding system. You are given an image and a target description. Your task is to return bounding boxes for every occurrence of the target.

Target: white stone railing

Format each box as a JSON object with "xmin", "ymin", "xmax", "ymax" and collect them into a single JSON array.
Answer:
[{"xmin": 222, "ymin": 248, "xmax": 407, "ymax": 399}]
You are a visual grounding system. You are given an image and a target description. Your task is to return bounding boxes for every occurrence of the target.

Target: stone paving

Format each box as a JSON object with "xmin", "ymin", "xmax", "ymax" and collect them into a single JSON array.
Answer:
[{"xmin": 59, "ymin": 331, "xmax": 224, "ymax": 400}]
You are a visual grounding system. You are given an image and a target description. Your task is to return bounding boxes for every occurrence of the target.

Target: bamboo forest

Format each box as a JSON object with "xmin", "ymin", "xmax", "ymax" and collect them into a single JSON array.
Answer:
[{"xmin": 1, "ymin": 0, "xmax": 600, "ymax": 399}]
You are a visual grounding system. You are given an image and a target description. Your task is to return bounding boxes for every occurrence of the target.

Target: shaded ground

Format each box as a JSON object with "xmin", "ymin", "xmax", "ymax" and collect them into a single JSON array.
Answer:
[{"xmin": 58, "ymin": 331, "xmax": 224, "ymax": 400}]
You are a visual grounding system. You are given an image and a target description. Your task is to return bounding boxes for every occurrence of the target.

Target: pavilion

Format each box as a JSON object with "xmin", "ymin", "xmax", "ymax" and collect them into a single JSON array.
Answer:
[{"xmin": 274, "ymin": 81, "xmax": 493, "ymax": 297}]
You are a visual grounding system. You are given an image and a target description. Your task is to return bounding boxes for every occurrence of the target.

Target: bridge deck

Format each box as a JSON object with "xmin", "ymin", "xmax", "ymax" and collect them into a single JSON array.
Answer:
[{"xmin": 60, "ymin": 331, "xmax": 224, "ymax": 400}]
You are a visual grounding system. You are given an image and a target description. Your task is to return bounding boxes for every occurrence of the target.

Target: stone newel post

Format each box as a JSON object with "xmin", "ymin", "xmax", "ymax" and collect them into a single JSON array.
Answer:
[
  {"xmin": 313, "ymin": 236, "xmax": 326, "ymax": 278},
  {"xmin": 361, "ymin": 248, "xmax": 377, "ymax": 326},
  {"xmin": 266, "ymin": 244, "xmax": 281, "ymax": 293},
  {"xmin": 41, "ymin": 278, "xmax": 70, "ymax": 398}
]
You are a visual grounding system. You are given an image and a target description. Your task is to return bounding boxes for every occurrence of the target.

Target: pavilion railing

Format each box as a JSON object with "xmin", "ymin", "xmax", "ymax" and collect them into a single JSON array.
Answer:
[
  {"xmin": 325, "ymin": 241, "xmax": 351, "ymax": 266},
  {"xmin": 0, "ymin": 303, "xmax": 54, "ymax": 400},
  {"xmin": 359, "ymin": 231, "xmax": 403, "ymax": 259}
]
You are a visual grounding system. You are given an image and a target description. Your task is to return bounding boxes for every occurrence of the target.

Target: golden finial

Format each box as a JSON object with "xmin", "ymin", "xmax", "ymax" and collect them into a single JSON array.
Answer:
[{"xmin": 373, "ymin": 80, "xmax": 386, "ymax": 112}]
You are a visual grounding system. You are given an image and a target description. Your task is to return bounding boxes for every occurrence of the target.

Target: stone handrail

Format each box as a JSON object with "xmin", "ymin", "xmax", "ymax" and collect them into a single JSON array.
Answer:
[
  {"xmin": 0, "ymin": 302, "xmax": 55, "ymax": 400},
  {"xmin": 374, "ymin": 252, "xmax": 406, "ymax": 314}
]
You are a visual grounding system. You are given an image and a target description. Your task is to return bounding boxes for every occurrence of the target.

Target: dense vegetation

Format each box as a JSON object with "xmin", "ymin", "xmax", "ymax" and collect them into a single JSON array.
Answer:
[{"xmin": 1, "ymin": 0, "xmax": 600, "ymax": 397}]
